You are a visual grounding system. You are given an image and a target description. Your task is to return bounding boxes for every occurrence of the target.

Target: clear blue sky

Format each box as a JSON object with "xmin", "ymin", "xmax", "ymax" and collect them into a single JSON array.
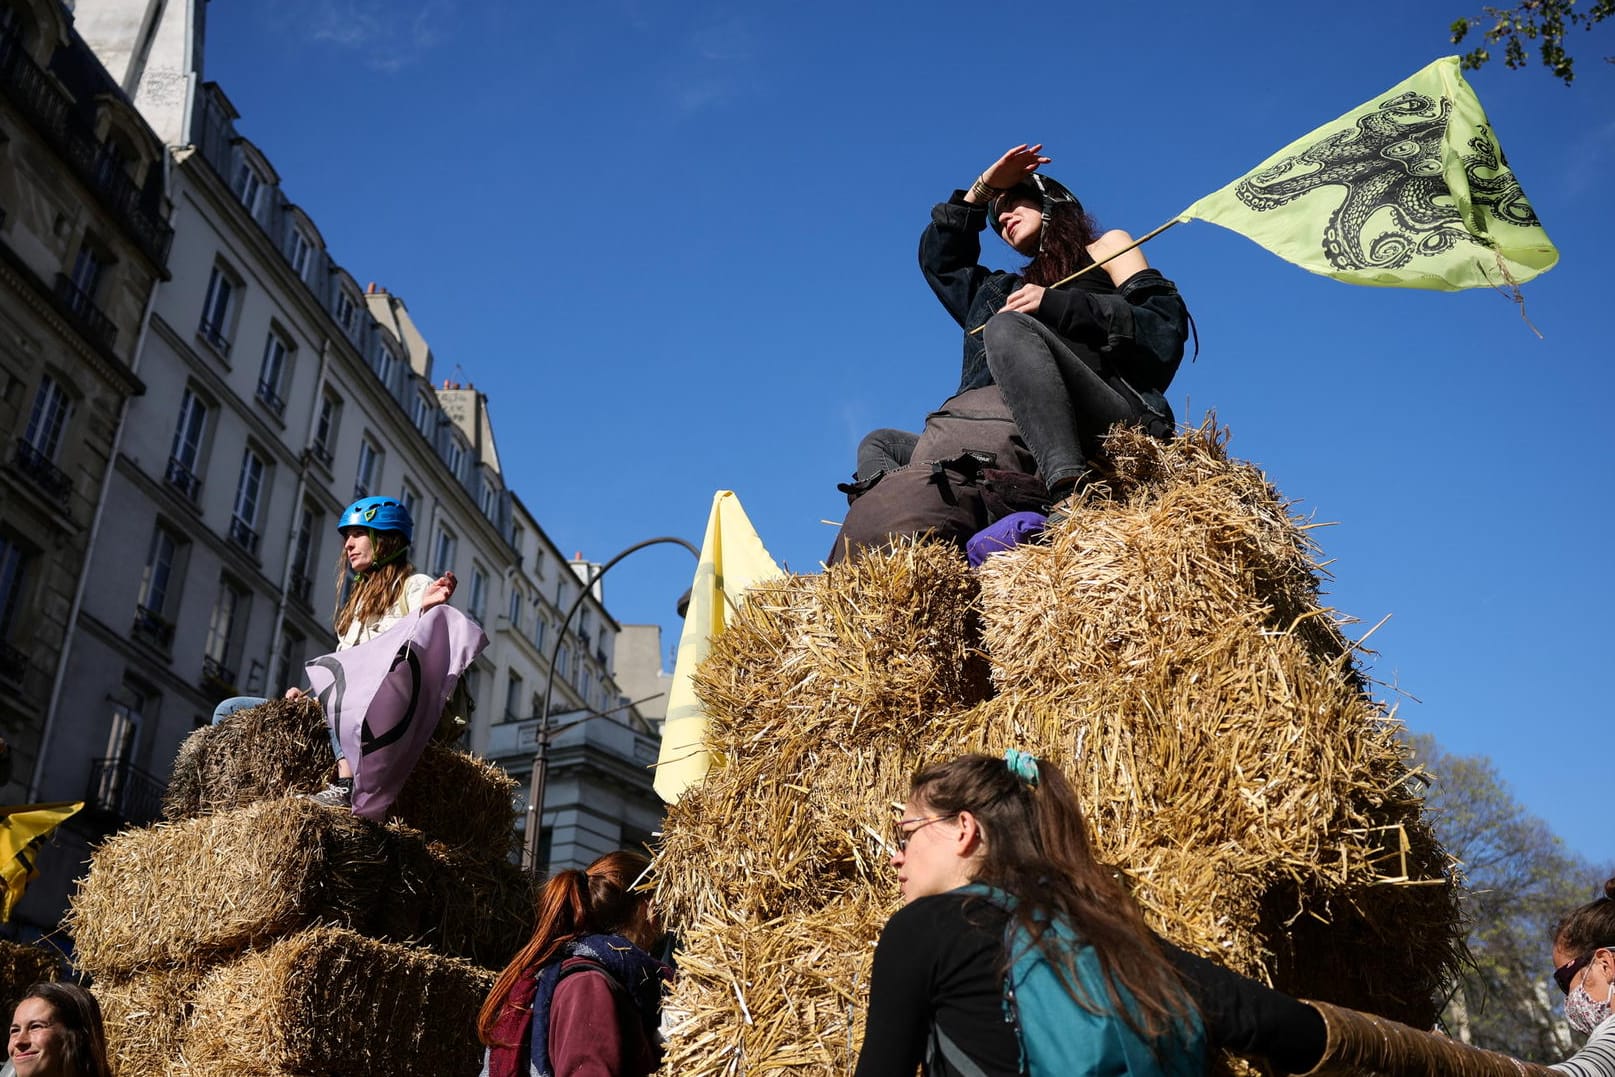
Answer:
[{"xmin": 203, "ymin": 2, "xmax": 1614, "ymax": 865}]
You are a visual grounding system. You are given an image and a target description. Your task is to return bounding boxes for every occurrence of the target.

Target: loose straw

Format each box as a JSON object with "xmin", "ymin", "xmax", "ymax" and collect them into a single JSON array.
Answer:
[{"xmin": 967, "ymin": 217, "xmax": 1184, "ymax": 335}]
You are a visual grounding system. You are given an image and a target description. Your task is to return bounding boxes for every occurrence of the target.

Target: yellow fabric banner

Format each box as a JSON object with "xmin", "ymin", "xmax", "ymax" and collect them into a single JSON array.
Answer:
[
  {"xmin": 0, "ymin": 801, "xmax": 81, "ymax": 922},
  {"xmin": 1179, "ymin": 56, "xmax": 1557, "ymax": 290},
  {"xmin": 653, "ymin": 491, "xmax": 782, "ymax": 805}
]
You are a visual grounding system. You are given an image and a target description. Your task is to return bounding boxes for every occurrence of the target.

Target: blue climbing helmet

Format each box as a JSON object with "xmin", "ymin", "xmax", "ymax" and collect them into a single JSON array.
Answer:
[{"xmin": 337, "ymin": 496, "xmax": 413, "ymax": 544}]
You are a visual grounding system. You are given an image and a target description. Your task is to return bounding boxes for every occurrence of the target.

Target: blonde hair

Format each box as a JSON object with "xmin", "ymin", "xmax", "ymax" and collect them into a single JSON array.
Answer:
[{"xmin": 332, "ymin": 530, "xmax": 416, "ymax": 638}]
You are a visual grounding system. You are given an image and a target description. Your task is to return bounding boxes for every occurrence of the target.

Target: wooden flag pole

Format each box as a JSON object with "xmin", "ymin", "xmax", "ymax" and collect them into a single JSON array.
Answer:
[{"xmin": 967, "ymin": 217, "xmax": 1185, "ymax": 336}]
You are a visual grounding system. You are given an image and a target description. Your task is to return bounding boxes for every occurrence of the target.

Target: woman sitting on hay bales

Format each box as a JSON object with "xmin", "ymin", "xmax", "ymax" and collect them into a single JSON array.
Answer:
[
  {"xmin": 858, "ymin": 145, "xmax": 1190, "ymax": 505},
  {"xmin": 210, "ymin": 495, "xmax": 456, "ymax": 808},
  {"xmin": 1549, "ymin": 876, "xmax": 1615, "ymax": 1076},
  {"xmin": 478, "ymin": 850, "xmax": 671, "ymax": 1077},
  {"xmin": 855, "ymin": 751, "xmax": 1327, "ymax": 1077},
  {"xmin": 7, "ymin": 982, "xmax": 110, "ymax": 1077}
]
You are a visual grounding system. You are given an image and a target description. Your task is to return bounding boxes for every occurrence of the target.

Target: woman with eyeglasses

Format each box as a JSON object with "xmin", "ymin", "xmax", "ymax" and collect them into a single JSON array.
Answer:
[
  {"xmin": 853, "ymin": 751, "xmax": 1326, "ymax": 1077},
  {"xmin": 1550, "ymin": 877, "xmax": 1615, "ymax": 1076}
]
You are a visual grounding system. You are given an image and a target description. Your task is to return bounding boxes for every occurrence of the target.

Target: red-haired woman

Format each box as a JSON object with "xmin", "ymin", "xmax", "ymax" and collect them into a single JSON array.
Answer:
[{"xmin": 478, "ymin": 850, "xmax": 671, "ymax": 1077}]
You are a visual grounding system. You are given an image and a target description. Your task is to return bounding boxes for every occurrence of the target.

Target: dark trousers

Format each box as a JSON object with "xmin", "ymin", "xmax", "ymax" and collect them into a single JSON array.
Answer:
[
  {"xmin": 983, "ymin": 311, "xmax": 1144, "ymax": 491},
  {"xmin": 855, "ymin": 428, "xmax": 919, "ymax": 482}
]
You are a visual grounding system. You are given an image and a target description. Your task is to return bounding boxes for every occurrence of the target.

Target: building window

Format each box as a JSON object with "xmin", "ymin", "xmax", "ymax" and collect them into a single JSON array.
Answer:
[
  {"xmin": 286, "ymin": 227, "xmax": 314, "ymax": 279},
  {"xmin": 256, "ymin": 330, "xmax": 292, "ymax": 418},
  {"xmin": 479, "ymin": 480, "xmax": 498, "ymax": 520},
  {"xmin": 533, "ymin": 548, "xmax": 546, "ymax": 579},
  {"xmin": 279, "ymin": 628, "xmax": 307, "ymax": 689},
  {"xmin": 311, "ymin": 390, "xmax": 341, "ymax": 467},
  {"xmin": 198, "ymin": 263, "xmax": 240, "ymax": 356},
  {"xmin": 469, "ymin": 565, "xmax": 488, "ymax": 622},
  {"xmin": 165, "ymin": 388, "xmax": 208, "ymax": 501},
  {"xmin": 532, "ymin": 609, "xmax": 546, "ymax": 653},
  {"xmin": 411, "ymin": 392, "xmax": 433, "ymax": 435},
  {"xmin": 203, "ymin": 580, "xmax": 248, "ymax": 689},
  {"xmin": 0, "ymin": 536, "xmax": 28, "ymax": 643},
  {"xmin": 333, "ymin": 289, "xmax": 358, "ymax": 335},
  {"xmin": 443, "ymin": 438, "xmax": 464, "ymax": 480},
  {"xmin": 399, "ymin": 481, "xmax": 419, "ymax": 522},
  {"xmin": 354, "ymin": 437, "xmax": 382, "ymax": 500},
  {"xmin": 231, "ymin": 157, "xmax": 265, "ymax": 215},
  {"xmin": 133, "ymin": 525, "xmax": 180, "ymax": 649},
  {"xmin": 229, "ymin": 447, "xmax": 267, "ymax": 556},
  {"xmin": 68, "ymin": 241, "xmax": 107, "ymax": 304},
  {"xmin": 504, "ymin": 670, "xmax": 523, "ymax": 721},
  {"xmin": 431, "ymin": 526, "xmax": 457, "ymax": 577},
  {"xmin": 507, "ymin": 587, "xmax": 522, "ymax": 630},
  {"xmin": 289, "ymin": 504, "xmax": 319, "ymax": 607},
  {"xmin": 23, "ymin": 374, "xmax": 71, "ymax": 461},
  {"xmin": 374, "ymin": 341, "xmax": 397, "ymax": 390}
]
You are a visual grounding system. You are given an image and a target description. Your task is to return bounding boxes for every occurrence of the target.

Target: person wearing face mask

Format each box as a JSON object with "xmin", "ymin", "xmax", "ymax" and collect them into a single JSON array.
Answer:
[{"xmin": 1550, "ymin": 877, "xmax": 1615, "ymax": 1076}]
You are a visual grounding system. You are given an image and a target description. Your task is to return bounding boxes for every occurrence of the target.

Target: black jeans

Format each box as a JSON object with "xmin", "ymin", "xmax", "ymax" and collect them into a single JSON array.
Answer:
[
  {"xmin": 855, "ymin": 428, "xmax": 920, "ymax": 482},
  {"xmin": 983, "ymin": 311, "xmax": 1145, "ymax": 491}
]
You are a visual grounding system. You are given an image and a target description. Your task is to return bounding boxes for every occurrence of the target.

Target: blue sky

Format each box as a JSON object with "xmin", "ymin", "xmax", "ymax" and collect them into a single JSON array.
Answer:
[{"xmin": 203, "ymin": 2, "xmax": 1614, "ymax": 865}]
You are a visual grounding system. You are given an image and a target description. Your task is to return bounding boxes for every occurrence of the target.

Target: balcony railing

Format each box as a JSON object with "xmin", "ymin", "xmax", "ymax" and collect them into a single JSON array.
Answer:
[
  {"xmin": 53, "ymin": 273, "xmax": 116, "ymax": 350},
  {"xmin": 227, "ymin": 514, "xmax": 260, "ymax": 556},
  {"xmin": 10, "ymin": 438, "xmax": 72, "ymax": 507},
  {"xmin": 200, "ymin": 654, "xmax": 237, "ymax": 696},
  {"xmin": 86, "ymin": 757, "xmax": 165, "ymax": 828},
  {"xmin": 289, "ymin": 569, "xmax": 313, "ymax": 609},
  {"xmin": 130, "ymin": 605, "xmax": 175, "ymax": 651},
  {"xmin": 197, "ymin": 319, "xmax": 232, "ymax": 357},
  {"xmin": 0, "ymin": 640, "xmax": 26, "ymax": 687},
  {"xmin": 308, "ymin": 443, "xmax": 334, "ymax": 470},
  {"xmin": 255, "ymin": 378, "xmax": 286, "ymax": 418},
  {"xmin": 0, "ymin": 32, "xmax": 173, "ymax": 265},
  {"xmin": 164, "ymin": 456, "xmax": 201, "ymax": 502}
]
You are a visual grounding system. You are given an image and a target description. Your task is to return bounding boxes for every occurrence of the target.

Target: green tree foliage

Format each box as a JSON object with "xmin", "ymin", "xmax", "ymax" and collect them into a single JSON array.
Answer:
[
  {"xmin": 1410, "ymin": 734, "xmax": 1610, "ymax": 1061},
  {"xmin": 1450, "ymin": 0, "xmax": 1614, "ymax": 84}
]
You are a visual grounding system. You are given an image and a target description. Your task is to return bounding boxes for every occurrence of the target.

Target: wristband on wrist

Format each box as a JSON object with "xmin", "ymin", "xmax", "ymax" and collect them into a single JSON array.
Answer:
[{"xmin": 968, "ymin": 177, "xmax": 1005, "ymax": 203}]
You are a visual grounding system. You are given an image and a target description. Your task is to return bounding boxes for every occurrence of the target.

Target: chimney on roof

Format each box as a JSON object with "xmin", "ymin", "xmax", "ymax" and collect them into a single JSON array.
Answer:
[{"xmin": 366, "ymin": 282, "xmax": 375, "ymax": 294}]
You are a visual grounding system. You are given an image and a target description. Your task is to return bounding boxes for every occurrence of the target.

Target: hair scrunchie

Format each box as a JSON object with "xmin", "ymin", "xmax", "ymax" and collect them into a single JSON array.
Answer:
[{"xmin": 1004, "ymin": 748, "xmax": 1040, "ymax": 787}]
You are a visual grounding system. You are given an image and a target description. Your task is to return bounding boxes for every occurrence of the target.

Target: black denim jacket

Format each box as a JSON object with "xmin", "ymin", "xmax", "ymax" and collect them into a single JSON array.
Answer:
[{"xmin": 918, "ymin": 192, "xmax": 1190, "ymax": 417}]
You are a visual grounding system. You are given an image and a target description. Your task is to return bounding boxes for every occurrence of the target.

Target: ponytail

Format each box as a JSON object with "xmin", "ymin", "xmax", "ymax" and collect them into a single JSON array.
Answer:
[{"xmin": 477, "ymin": 850, "xmax": 651, "ymax": 1047}]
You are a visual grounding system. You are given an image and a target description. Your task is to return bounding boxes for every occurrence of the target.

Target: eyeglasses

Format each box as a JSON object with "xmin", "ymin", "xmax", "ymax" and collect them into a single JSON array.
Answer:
[
  {"xmin": 1554, "ymin": 947, "xmax": 1611, "ymax": 994},
  {"xmin": 893, "ymin": 813, "xmax": 958, "ymax": 852}
]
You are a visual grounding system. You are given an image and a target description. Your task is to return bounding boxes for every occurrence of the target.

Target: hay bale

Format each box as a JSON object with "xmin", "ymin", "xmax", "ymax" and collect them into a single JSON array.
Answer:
[
  {"xmin": 162, "ymin": 698, "xmax": 518, "ymax": 856},
  {"xmin": 181, "ymin": 926, "xmax": 490, "ymax": 1077},
  {"xmin": 388, "ymin": 822, "xmax": 535, "ymax": 969},
  {"xmin": 652, "ymin": 422, "xmax": 1461, "ymax": 1074},
  {"xmin": 69, "ymin": 797, "xmax": 392, "ymax": 980},
  {"xmin": 97, "ymin": 968, "xmax": 203, "ymax": 1077},
  {"xmin": 0, "ymin": 939, "xmax": 62, "ymax": 1012}
]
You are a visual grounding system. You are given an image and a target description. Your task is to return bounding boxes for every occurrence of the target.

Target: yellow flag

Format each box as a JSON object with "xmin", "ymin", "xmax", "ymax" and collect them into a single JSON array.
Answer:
[
  {"xmin": 653, "ymin": 492, "xmax": 782, "ymax": 804},
  {"xmin": 1179, "ymin": 57, "xmax": 1557, "ymax": 290},
  {"xmin": 0, "ymin": 802, "xmax": 81, "ymax": 922}
]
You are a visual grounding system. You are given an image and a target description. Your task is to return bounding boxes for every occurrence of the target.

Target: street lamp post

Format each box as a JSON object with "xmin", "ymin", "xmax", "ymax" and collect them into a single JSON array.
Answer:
[{"xmin": 522, "ymin": 535, "xmax": 699, "ymax": 871}]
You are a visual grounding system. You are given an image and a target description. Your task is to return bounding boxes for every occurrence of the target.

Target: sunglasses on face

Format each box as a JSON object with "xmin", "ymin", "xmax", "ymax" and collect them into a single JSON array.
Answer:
[
  {"xmin": 1555, "ymin": 948, "xmax": 1611, "ymax": 994},
  {"xmin": 892, "ymin": 813, "xmax": 958, "ymax": 852}
]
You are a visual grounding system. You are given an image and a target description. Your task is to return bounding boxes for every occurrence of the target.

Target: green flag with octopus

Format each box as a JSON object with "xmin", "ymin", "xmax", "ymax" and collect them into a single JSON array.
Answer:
[{"xmin": 1178, "ymin": 57, "xmax": 1557, "ymax": 290}]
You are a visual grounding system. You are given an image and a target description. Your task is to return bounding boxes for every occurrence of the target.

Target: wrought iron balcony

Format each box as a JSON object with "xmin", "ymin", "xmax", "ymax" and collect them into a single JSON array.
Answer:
[
  {"xmin": 0, "ymin": 32, "xmax": 173, "ymax": 265},
  {"xmin": 308, "ymin": 443, "xmax": 334, "ymax": 470},
  {"xmin": 227, "ymin": 514, "xmax": 260, "ymax": 556},
  {"xmin": 200, "ymin": 654, "xmax": 237, "ymax": 696},
  {"xmin": 255, "ymin": 378, "xmax": 286, "ymax": 418},
  {"xmin": 130, "ymin": 605, "xmax": 175, "ymax": 651},
  {"xmin": 0, "ymin": 640, "xmax": 26, "ymax": 687},
  {"xmin": 163, "ymin": 456, "xmax": 201, "ymax": 502},
  {"xmin": 197, "ymin": 319, "xmax": 232, "ymax": 357},
  {"xmin": 53, "ymin": 273, "xmax": 116, "ymax": 350},
  {"xmin": 10, "ymin": 438, "xmax": 72, "ymax": 507},
  {"xmin": 86, "ymin": 757, "xmax": 165, "ymax": 828},
  {"xmin": 352, "ymin": 481, "xmax": 369, "ymax": 501}
]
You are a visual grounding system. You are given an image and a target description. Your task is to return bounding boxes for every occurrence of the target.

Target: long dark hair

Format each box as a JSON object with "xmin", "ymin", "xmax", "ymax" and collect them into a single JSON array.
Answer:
[
  {"xmin": 332, "ymin": 529, "xmax": 416, "ymax": 638},
  {"xmin": 1019, "ymin": 200, "xmax": 1104, "ymax": 288},
  {"xmin": 10, "ymin": 982, "xmax": 111, "ymax": 1077},
  {"xmin": 1557, "ymin": 876, "xmax": 1615, "ymax": 955},
  {"xmin": 909, "ymin": 754, "xmax": 1197, "ymax": 1046},
  {"xmin": 477, "ymin": 850, "xmax": 653, "ymax": 1047}
]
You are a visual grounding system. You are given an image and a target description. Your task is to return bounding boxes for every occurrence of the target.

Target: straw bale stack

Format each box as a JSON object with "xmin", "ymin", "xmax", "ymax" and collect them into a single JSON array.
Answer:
[
  {"xmin": 652, "ymin": 423, "xmax": 1460, "ymax": 1075},
  {"xmin": 163, "ymin": 697, "xmax": 519, "ymax": 855},
  {"xmin": 181, "ymin": 926, "xmax": 490, "ymax": 1077}
]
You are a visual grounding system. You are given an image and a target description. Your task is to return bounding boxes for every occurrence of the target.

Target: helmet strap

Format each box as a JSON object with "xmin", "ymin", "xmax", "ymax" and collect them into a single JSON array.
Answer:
[{"xmin": 351, "ymin": 530, "xmax": 409, "ymax": 582}]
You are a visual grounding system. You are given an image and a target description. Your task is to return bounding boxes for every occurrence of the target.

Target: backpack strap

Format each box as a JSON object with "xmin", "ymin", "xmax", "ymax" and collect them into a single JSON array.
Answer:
[{"xmin": 927, "ymin": 1020, "xmax": 1002, "ymax": 1077}]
